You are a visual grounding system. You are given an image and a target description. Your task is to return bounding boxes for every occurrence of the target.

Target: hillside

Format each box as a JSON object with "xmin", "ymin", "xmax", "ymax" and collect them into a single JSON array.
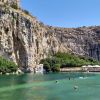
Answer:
[{"xmin": 0, "ymin": 0, "xmax": 100, "ymax": 72}]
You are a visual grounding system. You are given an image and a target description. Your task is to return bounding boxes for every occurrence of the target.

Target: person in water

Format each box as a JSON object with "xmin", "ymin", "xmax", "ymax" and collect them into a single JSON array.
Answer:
[
  {"xmin": 74, "ymin": 86, "xmax": 78, "ymax": 90},
  {"xmin": 56, "ymin": 80, "xmax": 59, "ymax": 83},
  {"xmin": 68, "ymin": 77, "xmax": 71, "ymax": 80}
]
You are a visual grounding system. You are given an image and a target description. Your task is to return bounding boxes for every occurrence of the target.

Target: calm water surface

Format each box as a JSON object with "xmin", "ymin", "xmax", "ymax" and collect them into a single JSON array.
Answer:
[{"xmin": 0, "ymin": 72, "xmax": 100, "ymax": 100}]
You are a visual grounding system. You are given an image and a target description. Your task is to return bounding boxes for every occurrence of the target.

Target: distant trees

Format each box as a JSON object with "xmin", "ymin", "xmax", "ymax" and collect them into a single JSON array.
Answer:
[{"xmin": 40, "ymin": 52, "xmax": 100, "ymax": 72}]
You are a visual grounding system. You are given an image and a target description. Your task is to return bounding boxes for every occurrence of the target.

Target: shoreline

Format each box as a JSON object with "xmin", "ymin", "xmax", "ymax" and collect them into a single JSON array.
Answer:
[
  {"xmin": 1, "ymin": 67, "xmax": 100, "ymax": 75},
  {"xmin": 60, "ymin": 67, "xmax": 100, "ymax": 72}
]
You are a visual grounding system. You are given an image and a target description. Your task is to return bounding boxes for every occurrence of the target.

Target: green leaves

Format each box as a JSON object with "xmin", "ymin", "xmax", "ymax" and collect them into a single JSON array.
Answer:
[
  {"xmin": 43, "ymin": 61, "xmax": 51, "ymax": 72},
  {"xmin": 40, "ymin": 52, "xmax": 100, "ymax": 72},
  {"xmin": 0, "ymin": 57, "xmax": 18, "ymax": 74}
]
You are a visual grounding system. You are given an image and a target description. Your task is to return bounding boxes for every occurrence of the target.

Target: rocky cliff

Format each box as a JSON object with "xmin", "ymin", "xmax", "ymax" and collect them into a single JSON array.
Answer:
[
  {"xmin": 46, "ymin": 26, "xmax": 100, "ymax": 60},
  {"xmin": 0, "ymin": 2, "xmax": 100, "ymax": 71}
]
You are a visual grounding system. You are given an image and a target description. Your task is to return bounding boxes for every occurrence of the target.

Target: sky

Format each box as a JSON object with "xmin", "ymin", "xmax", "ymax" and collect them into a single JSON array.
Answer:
[{"xmin": 21, "ymin": 0, "xmax": 100, "ymax": 28}]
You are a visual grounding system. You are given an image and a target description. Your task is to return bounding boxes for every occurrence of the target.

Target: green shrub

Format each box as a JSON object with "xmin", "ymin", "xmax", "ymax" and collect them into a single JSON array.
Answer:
[
  {"xmin": 11, "ymin": 4, "xmax": 18, "ymax": 9},
  {"xmin": 0, "ymin": 57, "xmax": 18, "ymax": 74},
  {"xmin": 40, "ymin": 52, "xmax": 100, "ymax": 72},
  {"xmin": 23, "ymin": 10, "xmax": 30, "ymax": 15},
  {"xmin": 52, "ymin": 64, "xmax": 60, "ymax": 72},
  {"xmin": 43, "ymin": 61, "xmax": 51, "ymax": 72}
]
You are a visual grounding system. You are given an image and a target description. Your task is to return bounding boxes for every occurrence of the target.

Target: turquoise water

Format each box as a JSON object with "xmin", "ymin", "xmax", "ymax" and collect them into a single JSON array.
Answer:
[{"xmin": 0, "ymin": 72, "xmax": 100, "ymax": 100}]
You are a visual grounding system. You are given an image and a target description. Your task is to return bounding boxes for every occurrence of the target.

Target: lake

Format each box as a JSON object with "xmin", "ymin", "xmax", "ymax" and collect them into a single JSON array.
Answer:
[{"xmin": 0, "ymin": 72, "xmax": 100, "ymax": 100}]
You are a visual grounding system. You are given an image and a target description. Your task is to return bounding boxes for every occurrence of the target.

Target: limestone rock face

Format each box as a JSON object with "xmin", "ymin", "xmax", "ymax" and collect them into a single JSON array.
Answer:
[
  {"xmin": 0, "ymin": 0, "xmax": 20, "ymax": 7},
  {"xmin": 0, "ymin": 3, "xmax": 100, "ymax": 71},
  {"xmin": 47, "ymin": 26, "xmax": 100, "ymax": 60}
]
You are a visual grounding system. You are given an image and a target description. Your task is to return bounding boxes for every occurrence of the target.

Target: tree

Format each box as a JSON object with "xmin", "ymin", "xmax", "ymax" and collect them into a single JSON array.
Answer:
[
  {"xmin": 43, "ymin": 61, "xmax": 51, "ymax": 72},
  {"xmin": 52, "ymin": 64, "xmax": 60, "ymax": 72}
]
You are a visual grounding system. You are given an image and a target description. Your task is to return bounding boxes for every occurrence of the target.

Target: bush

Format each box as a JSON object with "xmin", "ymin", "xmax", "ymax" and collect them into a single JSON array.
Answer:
[
  {"xmin": 0, "ymin": 57, "xmax": 18, "ymax": 74},
  {"xmin": 11, "ymin": 4, "xmax": 18, "ymax": 9},
  {"xmin": 43, "ymin": 61, "xmax": 51, "ymax": 72},
  {"xmin": 23, "ymin": 10, "xmax": 30, "ymax": 15},
  {"xmin": 52, "ymin": 64, "xmax": 60, "ymax": 72},
  {"xmin": 40, "ymin": 52, "xmax": 100, "ymax": 72}
]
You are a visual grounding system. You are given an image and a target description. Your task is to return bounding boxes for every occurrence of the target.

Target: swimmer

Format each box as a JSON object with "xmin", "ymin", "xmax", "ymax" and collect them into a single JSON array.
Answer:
[
  {"xmin": 74, "ymin": 86, "xmax": 78, "ymax": 90},
  {"xmin": 79, "ymin": 77, "xmax": 84, "ymax": 79},
  {"xmin": 79, "ymin": 76, "xmax": 87, "ymax": 79},
  {"xmin": 56, "ymin": 80, "xmax": 59, "ymax": 83},
  {"xmin": 68, "ymin": 77, "xmax": 71, "ymax": 80}
]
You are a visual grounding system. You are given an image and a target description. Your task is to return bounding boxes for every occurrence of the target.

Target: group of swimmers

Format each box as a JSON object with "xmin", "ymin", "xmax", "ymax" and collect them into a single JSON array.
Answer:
[{"xmin": 55, "ymin": 77, "xmax": 79, "ymax": 90}]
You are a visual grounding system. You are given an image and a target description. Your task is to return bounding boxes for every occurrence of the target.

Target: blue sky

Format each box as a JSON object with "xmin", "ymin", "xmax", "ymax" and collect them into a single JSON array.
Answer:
[{"xmin": 21, "ymin": 0, "xmax": 100, "ymax": 28}]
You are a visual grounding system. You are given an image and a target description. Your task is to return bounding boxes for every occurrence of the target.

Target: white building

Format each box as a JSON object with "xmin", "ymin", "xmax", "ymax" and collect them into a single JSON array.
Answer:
[
  {"xmin": 82, "ymin": 65, "xmax": 100, "ymax": 72},
  {"xmin": 34, "ymin": 64, "xmax": 44, "ymax": 74}
]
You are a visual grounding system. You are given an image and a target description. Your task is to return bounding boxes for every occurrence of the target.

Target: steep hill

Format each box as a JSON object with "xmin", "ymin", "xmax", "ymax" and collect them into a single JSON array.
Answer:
[{"xmin": 0, "ymin": 1, "xmax": 100, "ymax": 72}]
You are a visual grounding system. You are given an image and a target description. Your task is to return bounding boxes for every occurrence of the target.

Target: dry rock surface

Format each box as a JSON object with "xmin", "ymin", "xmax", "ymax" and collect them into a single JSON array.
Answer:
[{"xmin": 0, "ymin": 0, "xmax": 100, "ymax": 71}]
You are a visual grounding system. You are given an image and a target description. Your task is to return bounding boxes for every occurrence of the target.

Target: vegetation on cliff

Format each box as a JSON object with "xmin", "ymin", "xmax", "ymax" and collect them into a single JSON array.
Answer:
[
  {"xmin": 0, "ymin": 57, "xmax": 18, "ymax": 74},
  {"xmin": 40, "ymin": 52, "xmax": 100, "ymax": 72},
  {"xmin": 11, "ymin": 4, "xmax": 18, "ymax": 9}
]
